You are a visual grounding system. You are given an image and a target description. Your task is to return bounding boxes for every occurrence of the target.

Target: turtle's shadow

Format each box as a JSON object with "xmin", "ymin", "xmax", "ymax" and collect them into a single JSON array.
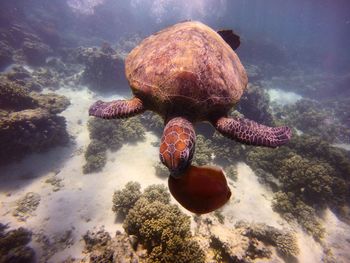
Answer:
[
  {"xmin": 114, "ymin": 212, "xmax": 126, "ymax": 224},
  {"xmin": 0, "ymin": 144, "xmax": 74, "ymax": 192}
]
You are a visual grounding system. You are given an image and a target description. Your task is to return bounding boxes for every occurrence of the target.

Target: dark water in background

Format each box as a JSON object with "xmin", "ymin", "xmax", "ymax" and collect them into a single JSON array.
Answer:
[
  {"xmin": 4, "ymin": 0, "xmax": 349, "ymax": 94},
  {"xmin": 1, "ymin": 0, "xmax": 350, "ymax": 262}
]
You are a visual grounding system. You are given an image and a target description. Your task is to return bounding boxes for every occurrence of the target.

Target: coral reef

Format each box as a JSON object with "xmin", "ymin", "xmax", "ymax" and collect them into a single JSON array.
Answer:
[
  {"xmin": 0, "ymin": 76, "xmax": 70, "ymax": 166},
  {"xmin": 112, "ymin": 182, "xmax": 141, "ymax": 218},
  {"xmin": 140, "ymin": 111, "xmax": 164, "ymax": 135},
  {"xmin": 211, "ymin": 131, "xmax": 248, "ymax": 165},
  {"xmin": 0, "ymin": 75, "xmax": 37, "ymax": 111},
  {"xmin": 272, "ymin": 191, "xmax": 325, "ymax": 240},
  {"xmin": 83, "ymin": 117, "xmax": 145, "ymax": 173},
  {"xmin": 0, "ymin": 42, "xmax": 13, "ymax": 70},
  {"xmin": 113, "ymin": 182, "xmax": 205, "ymax": 263},
  {"xmin": 74, "ymin": 45, "xmax": 128, "ymax": 93},
  {"xmin": 225, "ymin": 164, "xmax": 238, "ymax": 182},
  {"xmin": 192, "ymin": 134, "xmax": 213, "ymax": 166},
  {"xmin": 22, "ymin": 37, "xmax": 51, "ymax": 66},
  {"xmin": 83, "ymin": 139, "xmax": 107, "ymax": 174},
  {"xmin": 154, "ymin": 162, "xmax": 169, "ymax": 178},
  {"xmin": 12, "ymin": 192, "xmax": 41, "ymax": 221},
  {"xmin": 0, "ymin": 223, "xmax": 35, "ymax": 263},
  {"xmin": 273, "ymin": 99, "xmax": 350, "ymax": 143}
]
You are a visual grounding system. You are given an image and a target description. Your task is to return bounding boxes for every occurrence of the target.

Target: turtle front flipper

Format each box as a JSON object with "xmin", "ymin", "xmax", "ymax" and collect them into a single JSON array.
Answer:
[
  {"xmin": 160, "ymin": 117, "xmax": 196, "ymax": 176},
  {"xmin": 89, "ymin": 97, "xmax": 145, "ymax": 119},
  {"xmin": 213, "ymin": 117, "xmax": 292, "ymax": 148}
]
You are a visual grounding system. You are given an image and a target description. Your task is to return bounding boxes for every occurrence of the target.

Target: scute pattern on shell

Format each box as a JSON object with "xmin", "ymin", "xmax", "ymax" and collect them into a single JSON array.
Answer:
[
  {"xmin": 160, "ymin": 117, "xmax": 196, "ymax": 172},
  {"xmin": 125, "ymin": 21, "xmax": 248, "ymax": 121}
]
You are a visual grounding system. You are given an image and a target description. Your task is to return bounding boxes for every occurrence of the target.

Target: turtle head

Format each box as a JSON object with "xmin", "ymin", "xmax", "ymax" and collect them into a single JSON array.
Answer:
[{"xmin": 159, "ymin": 117, "xmax": 196, "ymax": 177}]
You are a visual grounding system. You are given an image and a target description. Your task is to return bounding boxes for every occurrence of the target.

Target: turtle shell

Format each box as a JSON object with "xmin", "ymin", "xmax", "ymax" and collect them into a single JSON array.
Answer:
[{"xmin": 125, "ymin": 21, "xmax": 248, "ymax": 121}]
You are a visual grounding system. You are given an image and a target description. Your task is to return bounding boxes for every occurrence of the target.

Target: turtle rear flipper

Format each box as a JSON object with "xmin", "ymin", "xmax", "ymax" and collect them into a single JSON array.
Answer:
[
  {"xmin": 89, "ymin": 97, "xmax": 145, "ymax": 119},
  {"xmin": 213, "ymin": 117, "xmax": 291, "ymax": 148}
]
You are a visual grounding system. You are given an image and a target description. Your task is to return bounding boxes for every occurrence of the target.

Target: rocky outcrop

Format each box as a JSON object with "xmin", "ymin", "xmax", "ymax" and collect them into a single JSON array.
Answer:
[
  {"xmin": 0, "ymin": 76, "xmax": 70, "ymax": 166},
  {"xmin": 0, "ymin": 223, "xmax": 35, "ymax": 263},
  {"xmin": 0, "ymin": 24, "xmax": 53, "ymax": 66},
  {"xmin": 73, "ymin": 44, "xmax": 128, "ymax": 93}
]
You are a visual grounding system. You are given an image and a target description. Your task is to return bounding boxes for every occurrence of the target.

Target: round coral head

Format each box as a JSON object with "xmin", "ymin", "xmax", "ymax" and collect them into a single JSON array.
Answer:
[{"xmin": 168, "ymin": 165, "xmax": 231, "ymax": 214}]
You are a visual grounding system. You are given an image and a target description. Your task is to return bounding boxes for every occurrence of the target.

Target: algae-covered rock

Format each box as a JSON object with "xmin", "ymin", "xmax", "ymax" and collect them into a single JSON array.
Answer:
[
  {"xmin": 74, "ymin": 45, "xmax": 128, "ymax": 93},
  {"xmin": 0, "ymin": 108, "xmax": 69, "ymax": 165},
  {"xmin": 0, "ymin": 223, "xmax": 35, "ymax": 263},
  {"xmin": 0, "ymin": 74, "xmax": 70, "ymax": 166},
  {"xmin": 0, "ymin": 76, "xmax": 37, "ymax": 111},
  {"xmin": 31, "ymin": 92, "xmax": 70, "ymax": 114},
  {"xmin": 22, "ymin": 38, "xmax": 51, "ymax": 66}
]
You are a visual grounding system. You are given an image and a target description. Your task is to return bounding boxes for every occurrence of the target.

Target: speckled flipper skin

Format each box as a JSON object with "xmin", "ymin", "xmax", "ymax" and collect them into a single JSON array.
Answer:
[
  {"xmin": 214, "ymin": 117, "xmax": 292, "ymax": 147},
  {"xmin": 160, "ymin": 117, "xmax": 196, "ymax": 176},
  {"xmin": 89, "ymin": 97, "xmax": 145, "ymax": 119}
]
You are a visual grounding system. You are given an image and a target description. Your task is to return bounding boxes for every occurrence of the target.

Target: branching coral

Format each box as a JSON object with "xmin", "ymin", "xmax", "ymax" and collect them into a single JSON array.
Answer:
[
  {"xmin": 272, "ymin": 191, "xmax": 325, "ymax": 240},
  {"xmin": 112, "ymin": 182, "xmax": 141, "ymax": 217},
  {"xmin": 154, "ymin": 162, "xmax": 169, "ymax": 178},
  {"xmin": 142, "ymin": 184, "xmax": 170, "ymax": 204},
  {"xmin": 120, "ymin": 182, "xmax": 205, "ymax": 263},
  {"xmin": 246, "ymin": 133, "xmax": 349, "ymax": 241},
  {"xmin": 274, "ymin": 99, "xmax": 349, "ymax": 143},
  {"xmin": 140, "ymin": 111, "xmax": 164, "ymax": 135},
  {"xmin": 277, "ymin": 154, "xmax": 335, "ymax": 205},
  {"xmin": 192, "ymin": 134, "xmax": 213, "ymax": 166},
  {"xmin": 83, "ymin": 139, "xmax": 107, "ymax": 174},
  {"xmin": 211, "ymin": 131, "xmax": 248, "ymax": 165}
]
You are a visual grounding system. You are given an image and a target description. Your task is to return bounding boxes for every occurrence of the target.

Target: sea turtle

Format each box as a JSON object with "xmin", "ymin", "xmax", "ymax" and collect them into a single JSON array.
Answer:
[{"xmin": 89, "ymin": 21, "xmax": 291, "ymax": 177}]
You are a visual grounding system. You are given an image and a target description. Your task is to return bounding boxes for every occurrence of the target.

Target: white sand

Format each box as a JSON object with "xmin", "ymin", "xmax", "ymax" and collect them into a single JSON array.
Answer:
[
  {"xmin": 322, "ymin": 208, "xmax": 350, "ymax": 262},
  {"xmin": 223, "ymin": 163, "xmax": 283, "ymax": 228},
  {"xmin": 333, "ymin": 143, "xmax": 350, "ymax": 151},
  {"xmin": 268, "ymin": 88, "xmax": 302, "ymax": 105}
]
